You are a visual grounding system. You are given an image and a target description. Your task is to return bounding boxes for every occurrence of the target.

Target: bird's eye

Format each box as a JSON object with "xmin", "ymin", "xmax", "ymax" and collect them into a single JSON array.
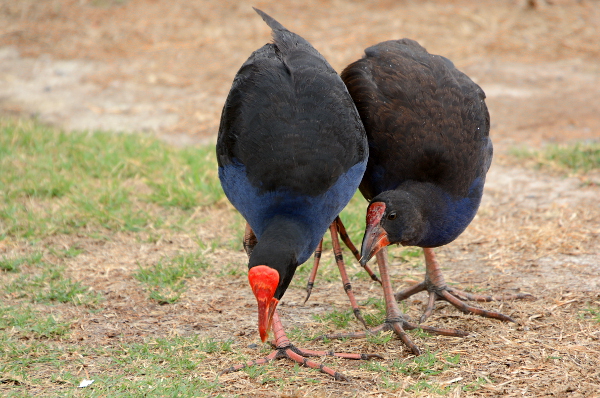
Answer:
[{"xmin": 387, "ymin": 212, "xmax": 397, "ymax": 220}]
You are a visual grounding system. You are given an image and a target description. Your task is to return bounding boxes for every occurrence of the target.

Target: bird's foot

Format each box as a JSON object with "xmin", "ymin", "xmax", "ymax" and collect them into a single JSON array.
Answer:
[
  {"xmin": 319, "ymin": 316, "xmax": 467, "ymax": 356},
  {"xmin": 394, "ymin": 282, "xmax": 533, "ymax": 324},
  {"xmin": 220, "ymin": 312, "xmax": 382, "ymax": 380},
  {"xmin": 318, "ymin": 248, "xmax": 468, "ymax": 356},
  {"xmin": 395, "ymin": 248, "xmax": 534, "ymax": 324},
  {"xmin": 221, "ymin": 343, "xmax": 382, "ymax": 381}
]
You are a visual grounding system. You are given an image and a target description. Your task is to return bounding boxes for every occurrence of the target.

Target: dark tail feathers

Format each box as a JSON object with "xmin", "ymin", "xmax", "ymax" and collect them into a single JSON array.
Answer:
[
  {"xmin": 252, "ymin": 7, "xmax": 321, "ymax": 63},
  {"xmin": 253, "ymin": 7, "xmax": 287, "ymax": 32}
]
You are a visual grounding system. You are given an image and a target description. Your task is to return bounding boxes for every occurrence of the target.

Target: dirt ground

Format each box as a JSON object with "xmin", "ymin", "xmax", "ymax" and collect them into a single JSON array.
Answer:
[{"xmin": 1, "ymin": 0, "xmax": 599, "ymax": 397}]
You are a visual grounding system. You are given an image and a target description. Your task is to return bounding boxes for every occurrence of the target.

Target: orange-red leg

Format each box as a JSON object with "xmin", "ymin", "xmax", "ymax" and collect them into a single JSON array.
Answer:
[
  {"xmin": 304, "ymin": 217, "xmax": 380, "ymax": 326},
  {"xmin": 394, "ymin": 248, "xmax": 533, "ymax": 323},
  {"xmin": 335, "ymin": 217, "xmax": 381, "ymax": 284},
  {"xmin": 305, "ymin": 217, "xmax": 381, "ymax": 300},
  {"xmin": 323, "ymin": 247, "xmax": 467, "ymax": 356},
  {"xmin": 220, "ymin": 311, "xmax": 382, "ymax": 380},
  {"xmin": 304, "ymin": 239, "xmax": 323, "ymax": 304},
  {"xmin": 329, "ymin": 221, "xmax": 367, "ymax": 328}
]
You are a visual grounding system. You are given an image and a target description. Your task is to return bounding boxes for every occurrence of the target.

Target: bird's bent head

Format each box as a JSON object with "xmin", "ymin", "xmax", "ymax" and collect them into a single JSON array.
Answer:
[
  {"xmin": 360, "ymin": 202, "xmax": 390, "ymax": 265},
  {"xmin": 361, "ymin": 192, "xmax": 425, "ymax": 264},
  {"xmin": 248, "ymin": 265, "xmax": 280, "ymax": 342}
]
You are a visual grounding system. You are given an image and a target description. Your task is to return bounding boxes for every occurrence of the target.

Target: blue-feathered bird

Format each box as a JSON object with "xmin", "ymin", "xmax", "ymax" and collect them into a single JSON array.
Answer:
[
  {"xmin": 321, "ymin": 39, "xmax": 529, "ymax": 354},
  {"xmin": 217, "ymin": 8, "xmax": 380, "ymax": 379}
]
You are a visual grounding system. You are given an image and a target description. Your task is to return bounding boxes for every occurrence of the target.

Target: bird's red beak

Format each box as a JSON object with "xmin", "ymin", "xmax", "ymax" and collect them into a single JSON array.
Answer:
[
  {"xmin": 360, "ymin": 202, "xmax": 390, "ymax": 266},
  {"xmin": 248, "ymin": 265, "xmax": 280, "ymax": 342}
]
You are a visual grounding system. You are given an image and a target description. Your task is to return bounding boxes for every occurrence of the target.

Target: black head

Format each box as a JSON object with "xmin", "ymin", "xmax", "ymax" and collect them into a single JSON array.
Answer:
[
  {"xmin": 247, "ymin": 217, "xmax": 303, "ymax": 342},
  {"xmin": 360, "ymin": 190, "xmax": 425, "ymax": 265}
]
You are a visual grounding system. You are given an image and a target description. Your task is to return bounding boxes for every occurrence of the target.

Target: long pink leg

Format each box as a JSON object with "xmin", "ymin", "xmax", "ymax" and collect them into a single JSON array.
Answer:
[
  {"xmin": 335, "ymin": 217, "xmax": 381, "ymax": 284},
  {"xmin": 395, "ymin": 248, "xmax": 533, "ymax": 323},
  {"xmin": 221, "ymin": 311, "xmax": 382, "ymax": 380},
  {"xmin": 305, "ymin": 217, "xmax": 380, "ymax": 303},
  {"xmin": 304, "ymin": 239, "xmax": 323, "ymax": 304},
  {"xmin": 323, "ymin": 247, "xmax": 467, "ymax": 356},
  {"xmin": 329, "ymin": 221, "xmax": 367, "ymax": 328}
]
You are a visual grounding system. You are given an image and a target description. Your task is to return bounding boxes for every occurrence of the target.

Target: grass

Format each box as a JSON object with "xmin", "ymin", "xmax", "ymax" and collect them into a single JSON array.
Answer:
[
  {"xmin": 0, "ymin": 305, "xmax": 71, "ymax": 339},
  {"xmin": 509, "ymin": 142, "xmax": 600, "ymax": 174},
  {"xmin": 366, "ymin": 331, "xmax": 395, "ymax": 345},
  {"xmin": 578, "ymin": 305, "xmax": 600, "ymax": 323},
  {"xmin": 135, "ymin": 250, "xmax": 210, "ymax": 304},
  {"xmin": 314, "ymin": 308, "xmax": 355, "ymax": 329},
  {"xmin": 360, "ymin": 297, "xmax": 388, "ymax": 327},
  {"xmin": 3, "ymin": 257, "xmax": 102, "ymax": 307},
  {"xmin": 0, "ymin": 118, "xmax": 232, "ymax": 395},
  {"xmin": 0, "ymin": 252, "xmax": 43, "ymax": 272},
  {"xmin": 3, "ymin": 118, "xmax": 598, "ymax": 396},
  {"xmin": 1, "ymin": 332, "xmax": 232, "ymax": 397},
  {"xmin": 462, "ymin": 376, "xmax": 492, "ymax": 392},
  {"xmin": 358, "ymin": 350, "xmax": 462, "ymax": 394},
  {"xmin": 0, "ymin": 117, "xmax": 223, "ymax": 238},
  {"xmin": 313, "ymin": 297, "xmax": 390, "ymax": 331}
]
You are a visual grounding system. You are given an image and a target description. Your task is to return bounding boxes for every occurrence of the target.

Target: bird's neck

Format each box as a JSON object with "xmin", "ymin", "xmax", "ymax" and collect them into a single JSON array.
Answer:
[
  {"xmin": 248, "ymin": 216, "xmax": 310, "ymax": 299},
  {"xmin": 399, "ymin": 179, "xmax": 484, "ymax": 248}
]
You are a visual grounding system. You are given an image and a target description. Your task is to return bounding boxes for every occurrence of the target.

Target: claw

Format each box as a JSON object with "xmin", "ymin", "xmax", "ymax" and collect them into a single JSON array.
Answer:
[
  {"xmin": 394, "ymin": 248, "xmax": 531, "ymax": 323},
  {"xmin": 304, "ymin": 240, "xmax": 322, "ymax": 304}
]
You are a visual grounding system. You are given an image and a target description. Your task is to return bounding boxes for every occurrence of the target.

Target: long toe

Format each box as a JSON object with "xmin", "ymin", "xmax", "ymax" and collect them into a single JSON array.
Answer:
[
  {"xmin": 222, "ymin": 310, "xmax": 382, "ymax": 379},
  {"xmin": 220, "ymin": 342, "xmax": 382, "ymax": 380},
  {"xmin": 321, "ymin": 316, "xmax": 467, "ymax": 356},
  {"xmin": 398, "ymin": 249, "xmax": 532, "ymax": 323}
]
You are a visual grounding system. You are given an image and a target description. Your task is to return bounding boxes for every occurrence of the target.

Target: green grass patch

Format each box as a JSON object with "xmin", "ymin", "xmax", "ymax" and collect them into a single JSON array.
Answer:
[
  {"xmin": 393, "ymin": 351, "xmax": 460, "ymax": 376},
  {"xmin": 408, "ymin": 328, "xmax": 434, "ymax": 339},
  {"xmin": 360, "ymin": 297, "xmax": 387, "ymax": 327},
  {"xmin": 286, "ymin": 326, "xmax": 315, "ymax": 343},
  {"xmin": 243, "ymin": 363, "xmax": 270, "ymax": 379},
  {"xmin": 462, "ymin": 376, "xmax": 492, "ymax": 392},
  {"xmin": 313, "ymin": 308, "xmax": 355, "ymax": 329},
  {"xmin": 0, "ymin": 252, "xmax": 43, "ymax": 272},
  {"xmin": 406, "ymin": 380, "xmax": 450, "ymax": 394},
  {"xmin": 509, "ymin": 142, "xmax": 600, "ymax": 174},
  {"xmin": 0, "ymin": 333, "xmax": 230, "ymax": 396},
  {"xmin": 135, "ymin": 250, "xmax": 210, "ymax": 304},
  {"xmin": 0, "ymin": 117, "xmax": 223, "ymax": 238},
  {"xmin": 366, "ymin": 331, "xmax": 394, "ymax": 345},
  {"xmin": 48, "ymin": 246, "xmax": 84, "ymax": 259},
  {"xmin": 115, "ymin": 335, "xmax": 232, "ymax": 369},
  {"xmin": 0, "ymin": 305, "xmax": 71, "ymax": 339},
  {"xmin": 313, "ymin": 297, "xmax": 397, "ymax": 332},
  {"xmin": 578, "ymin": 305, "xmax": 600, "ymax": 323},
  {"xmin": 4, "ymin": 261, "xmax": 102, "ymax": 307},
  {"xmin": 359, "ymin": 350, "xmax": 461, "ymax": 393}
]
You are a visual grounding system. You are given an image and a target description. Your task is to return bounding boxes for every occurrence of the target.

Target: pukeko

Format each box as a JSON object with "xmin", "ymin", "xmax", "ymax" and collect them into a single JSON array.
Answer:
[
  {"xmin": 311, "ymin": 39, "xmax": 530, "ymax": 354},
  {"xmin": 217, "ymin": 8, "xmax": 380, "ymax": 379}
]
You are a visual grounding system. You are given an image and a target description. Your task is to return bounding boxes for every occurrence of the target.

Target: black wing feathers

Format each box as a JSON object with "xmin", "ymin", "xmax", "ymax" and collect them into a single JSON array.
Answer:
[
  {"xmin": 342, "ymin": 39, "xmax": 491, "ymax": 199},
  {"xmin": 217, "ymin": 9, "xmax": 366, "ymax": 197}
]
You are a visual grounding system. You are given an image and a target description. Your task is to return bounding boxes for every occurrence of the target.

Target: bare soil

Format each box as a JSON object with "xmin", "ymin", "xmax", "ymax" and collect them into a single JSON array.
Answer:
[{"xmin": 1, "ymin": 0, "xmax": 599, "ymax": 397}]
